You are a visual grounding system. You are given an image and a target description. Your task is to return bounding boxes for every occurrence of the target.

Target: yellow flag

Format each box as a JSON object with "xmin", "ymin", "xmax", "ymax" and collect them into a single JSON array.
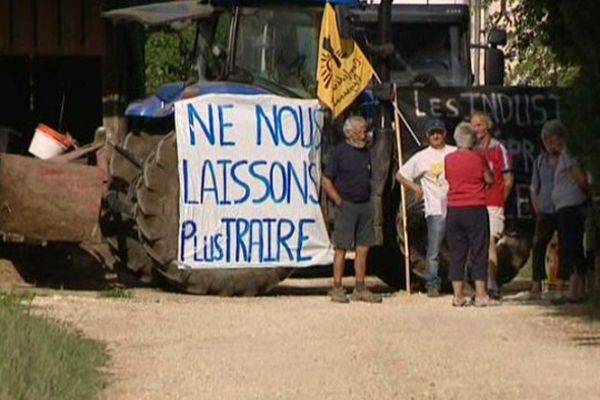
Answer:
[{"xmin": 317, "ymin": 3, "xmax": 375, "ymax": 118}]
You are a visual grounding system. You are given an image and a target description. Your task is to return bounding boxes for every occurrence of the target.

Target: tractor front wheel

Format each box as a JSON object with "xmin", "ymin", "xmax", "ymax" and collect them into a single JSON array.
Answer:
[{"xmin": 134, "ymin": 132, "xmax": 293, "ymax": 295}]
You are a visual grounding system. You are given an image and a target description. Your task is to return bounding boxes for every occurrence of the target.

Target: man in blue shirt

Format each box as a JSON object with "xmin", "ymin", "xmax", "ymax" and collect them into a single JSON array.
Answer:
[{"xmin": 322, "ymin": 115, "xmax": 381, "ymax": 303}]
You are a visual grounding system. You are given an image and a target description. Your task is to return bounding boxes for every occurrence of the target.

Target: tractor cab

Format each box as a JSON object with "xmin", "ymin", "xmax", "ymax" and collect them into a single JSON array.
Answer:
[
  {"xmin": 349, "ymin": 0, "xmax": 472, "ymax": 87},
  {"xmin": 104, "ymin": 0, "xmax": 362, "ymax": 120}
]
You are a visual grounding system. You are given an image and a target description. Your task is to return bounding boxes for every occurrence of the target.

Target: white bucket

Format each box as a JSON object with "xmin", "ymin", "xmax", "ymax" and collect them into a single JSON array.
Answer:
[{"xmin": 28, "ymin": 124, "xmax": 70, "ymax": 159}]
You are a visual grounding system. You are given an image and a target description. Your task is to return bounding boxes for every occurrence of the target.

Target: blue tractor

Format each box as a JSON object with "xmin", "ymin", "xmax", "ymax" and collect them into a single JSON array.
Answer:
[
  {"xmin": 102, "ymin": 0, "xmax": 382, "ymax": 294},
  {"xmin": 101, "ymin": 0, "xmax": 527, "ymax": 295}
]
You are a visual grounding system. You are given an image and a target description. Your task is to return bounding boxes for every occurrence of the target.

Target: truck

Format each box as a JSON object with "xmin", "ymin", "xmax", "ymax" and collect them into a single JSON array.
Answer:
[{"xmin": 0, "ymin": 0, "xmax": 543, "ymax": 294}]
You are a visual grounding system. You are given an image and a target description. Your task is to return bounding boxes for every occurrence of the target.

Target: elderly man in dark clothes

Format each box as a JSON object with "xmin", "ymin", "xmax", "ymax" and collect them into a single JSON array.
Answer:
[{"xmin": 322, "ymin": 115, "xmax": 382, "ymax": 304}]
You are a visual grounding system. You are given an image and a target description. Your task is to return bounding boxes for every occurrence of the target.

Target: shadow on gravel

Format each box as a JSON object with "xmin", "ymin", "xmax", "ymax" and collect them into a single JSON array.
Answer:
[
  {"xmin": 503, "ymin": 286, "xmax": 600, "ymax": 346},
  {"xmin": 486, "ymin": 279, "xmax": 600, "ymax": 347},
  {"xmin": 268, "ymin": 280, "xmax": 394, "ymax": 296},
  {"xmin": 571, "ymin": 335, "xmax": 600, "ymax": 347},
  {"xmin": 0, "ymin": 243, "xmax": 108, "ymax": 291},
  {"xmin": 545, "ymin": 292, "xmax": 600, "ymax": 326}
]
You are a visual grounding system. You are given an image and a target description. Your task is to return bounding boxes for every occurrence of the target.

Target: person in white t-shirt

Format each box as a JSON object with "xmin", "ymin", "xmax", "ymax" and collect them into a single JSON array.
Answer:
[{"xmin": 396, "ymin": 118, "xmax": 457, "ymax": 297}]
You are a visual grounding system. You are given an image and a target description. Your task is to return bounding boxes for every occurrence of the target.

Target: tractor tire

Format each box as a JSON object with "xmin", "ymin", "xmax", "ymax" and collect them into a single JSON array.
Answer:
[
  {"xmin": 496, "ymin": 231, "xmax": 532, "ymax": 285},
  {"xmin": 102, "ymin": 132, "xmax": 163, "ymax": 284},
  {"xmin": 371, "ymin": 176, "xmax": 432, "ymax": 291},
  {"xmin": 135, "ymin": 132, "xmax": 293, "ymax": 295}
]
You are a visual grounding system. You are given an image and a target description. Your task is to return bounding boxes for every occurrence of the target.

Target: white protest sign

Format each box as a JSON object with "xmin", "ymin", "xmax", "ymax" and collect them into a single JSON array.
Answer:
[{"xmin": 174, "ymin": 94, "xmax": 333, "ymax": 268}]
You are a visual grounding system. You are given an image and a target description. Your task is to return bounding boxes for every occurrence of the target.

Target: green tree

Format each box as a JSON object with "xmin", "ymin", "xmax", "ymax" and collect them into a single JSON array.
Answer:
[
  {"xmin": 485, "ymin": 0, "xmax": 578, "ymax": 87},
  {"xmin": 145, "ymin": 25, "xmax": 196, "ymax": 94},
  {"xmin": 490, "ymin": 0, "xmax": 600, "ymax": 179}
]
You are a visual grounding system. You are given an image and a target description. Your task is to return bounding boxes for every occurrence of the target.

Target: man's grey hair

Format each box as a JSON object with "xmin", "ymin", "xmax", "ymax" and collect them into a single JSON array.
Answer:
[
  {"xmin": 453, "ymin": 122, "xmax": 476, "ymax": 149},
  {"xmin": 343, "ymin": 115, "xmax": 368, "ymax": 137},
  {"xmin": 541, "ymin": 119, "xmax": 567, "ymax": 141}
]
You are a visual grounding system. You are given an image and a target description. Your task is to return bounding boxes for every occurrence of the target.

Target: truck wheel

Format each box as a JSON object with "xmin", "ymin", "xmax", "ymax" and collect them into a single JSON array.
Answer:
[
  {"xmin": 496, "ymin": 233, "xmax": 532, "ymax": 285},
  {"xmin": 135, "ymin": 132, "xmax": 293, "ymax": 295},
  {"xmin": 103, "ymin": 132, "xmax": 163, "ymax": 284}
]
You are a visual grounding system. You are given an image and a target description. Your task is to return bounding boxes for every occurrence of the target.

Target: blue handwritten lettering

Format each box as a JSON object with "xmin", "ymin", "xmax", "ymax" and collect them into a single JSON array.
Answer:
[
  {"xmin": 297, "ymin": 219, "xmax": 315, "ymax": 262},
  {"xmin": 182, "ymin": 159, "xmax": 199, "ymax": 205},
  {"xmin": 216, "ymin": 159, "xmax": 232, "ymax": 205},
  {"xmin": 277, "ymin": 106, "xmax": 301, "ymax": 146},
  {"xmin": 277, "ymin": 218, "xmax": 295, "ymax": 260},
  {"xmin": 231, "ymin": 160, "xmax": 250, "ymax": 204},
  {"xmin": 200, "ymin": 159, "xmax": 219, "ymax": 204},
  {"xmin": 255, "ymin": 105, "xmax": 279, "ymax": 146},
  {"xmin": 235, "ymin": 218, "xmax": 250, "ymax": 262},
  {"xmin": 218, "ymin": 104, "xmax": 235, "ymax": 146},
  {"xmin": 187, "ymin": 103, "xmax": 214, "ymax": 146},
  {"xmin": 249, "ymin": 160, "xmax": 270, "ymax": 204},
  {"xmin": 180, "ymin": 220, "xmax": 197, "ymax": 262}
]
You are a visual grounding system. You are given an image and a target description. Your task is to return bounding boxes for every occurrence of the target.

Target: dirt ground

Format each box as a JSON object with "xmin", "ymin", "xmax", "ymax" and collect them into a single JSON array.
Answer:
[
  {"xmin": 21, "ymin": 275, "xmax": 600, "ymax": 400},
  {"xmin": 0, "ymin": 259, "xmax": 27, "ymax": 288}
]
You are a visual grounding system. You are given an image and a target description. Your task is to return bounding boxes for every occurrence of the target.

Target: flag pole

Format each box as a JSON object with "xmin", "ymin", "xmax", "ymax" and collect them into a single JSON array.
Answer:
[{"xmin": 392, "ymin": 84, "xmax": 411, "ymax": 295}]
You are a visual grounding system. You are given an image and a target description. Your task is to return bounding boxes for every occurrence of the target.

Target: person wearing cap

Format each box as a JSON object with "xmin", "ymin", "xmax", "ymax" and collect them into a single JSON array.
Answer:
[
  {"xmin": 472, "ymin": 110, "xmax": 514, "ymax": 299},
  {"xmin": 396, "ymin": 118, "xmax": 456, "ymax": 297}
]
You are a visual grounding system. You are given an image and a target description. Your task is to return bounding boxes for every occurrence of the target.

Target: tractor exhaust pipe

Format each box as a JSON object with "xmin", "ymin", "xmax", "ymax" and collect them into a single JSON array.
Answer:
[{"xmin": 377, "ymin": 0, "xmax": 393, "ymax": 83}]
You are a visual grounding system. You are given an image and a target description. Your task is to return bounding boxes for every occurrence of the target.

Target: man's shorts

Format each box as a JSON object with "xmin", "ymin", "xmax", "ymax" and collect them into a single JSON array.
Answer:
[
  {"xmin": 487, "ymin": 206, "xmax": 505, "ymax": 239},
  {"xmin": 332, "ymin": 200, "xmax": 376, "ymax": 250}
]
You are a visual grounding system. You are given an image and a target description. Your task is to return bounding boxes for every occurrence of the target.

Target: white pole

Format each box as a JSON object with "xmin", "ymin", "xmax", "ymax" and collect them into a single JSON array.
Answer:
[
  {"xmin": 392, "ymin": 85, "xmax": 411, "ymax": 295},
  {"xmin": 473, "ymin": 0, "xmax": 482, "ymax": 85}
]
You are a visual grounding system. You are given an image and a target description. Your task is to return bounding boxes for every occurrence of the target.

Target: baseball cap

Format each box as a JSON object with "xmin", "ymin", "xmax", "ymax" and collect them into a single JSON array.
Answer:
[{"xmin": 424, "ymin": 118, "xmax": 446, "ymax": 134}]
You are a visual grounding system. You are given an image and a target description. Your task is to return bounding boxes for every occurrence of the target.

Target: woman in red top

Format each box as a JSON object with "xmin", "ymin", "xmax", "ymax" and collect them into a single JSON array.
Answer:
[{"xmin": 444, "ymin": 122, "xmax": 495, "ymax": 307}]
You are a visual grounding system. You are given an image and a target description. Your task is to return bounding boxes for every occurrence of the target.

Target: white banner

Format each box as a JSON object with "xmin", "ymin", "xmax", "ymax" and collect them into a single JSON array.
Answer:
[{"xmin": 174, "ymin": 94, "xmax": 334, "ymax": 268}]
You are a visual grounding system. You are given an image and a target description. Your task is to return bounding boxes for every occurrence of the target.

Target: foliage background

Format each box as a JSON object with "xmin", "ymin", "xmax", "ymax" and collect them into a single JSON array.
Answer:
[
  {"xmin": 145, "ymin": 25, "xmax": 196, "ymax": 94},
  {"xmin": 486, "ymin": 0, "xmax": 600, "ymax": 180}
]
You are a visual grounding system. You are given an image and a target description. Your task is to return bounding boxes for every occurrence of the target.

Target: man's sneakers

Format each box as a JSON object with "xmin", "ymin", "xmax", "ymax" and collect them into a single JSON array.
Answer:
[
  {"xmin": 487, "ymin": 278, "xmax": 501, "ymax": 300},
  {"xmin": 328, "ymin": 286, "xmax": 349, "ymax": 303},
  {"xmin": 426, "ymin": 278, "xmax": 442, "ymax": 298},
  {"xmin": 349, "ymin": 287, "xmax": 383, "ymax": 303},
  {"xmin": 328, "ymin": 285, "xmax": 382, "ymax": 303}
]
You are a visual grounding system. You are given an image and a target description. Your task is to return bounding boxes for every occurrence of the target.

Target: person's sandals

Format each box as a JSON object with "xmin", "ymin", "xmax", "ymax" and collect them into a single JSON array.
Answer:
[
  {"xmin": 349, "ymin": 287, "xmax": 383, "ymax": 303},
  {"xmin": 473, "ymin": 296, "xmax": 501, "ymax": 307},
  {"xmin": 328, "ymin": 286, "xmax": 349, "ymax": 303},
  {"xmin": 452, "ymin": 297, "xmax": 471, "ymax": 307}
]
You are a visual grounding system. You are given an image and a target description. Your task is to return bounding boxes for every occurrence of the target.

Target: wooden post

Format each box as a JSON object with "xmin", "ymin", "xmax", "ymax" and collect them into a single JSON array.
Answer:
[{"xmin": 392, "ymin": 86, "xmax": 411, "ymax": 295}]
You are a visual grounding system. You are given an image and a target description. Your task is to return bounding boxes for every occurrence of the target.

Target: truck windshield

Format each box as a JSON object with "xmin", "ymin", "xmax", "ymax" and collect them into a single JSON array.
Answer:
[
  {"xmin": 365, "ymin": 22, "xmax": 469, "ymax": 86},
  {"xmin": 234, "ymin": 7, "xmax": 321, "ymax": 97}
]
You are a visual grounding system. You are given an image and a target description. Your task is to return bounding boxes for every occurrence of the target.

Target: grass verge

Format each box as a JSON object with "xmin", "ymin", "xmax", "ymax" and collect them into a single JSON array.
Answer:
[
  {"xmin": 98, "ymin": 287, "xmax": 134, "ymax": 299},
  {"xmin": 0, "ymin": 292, "xmax": 108, "ymax": 400}
]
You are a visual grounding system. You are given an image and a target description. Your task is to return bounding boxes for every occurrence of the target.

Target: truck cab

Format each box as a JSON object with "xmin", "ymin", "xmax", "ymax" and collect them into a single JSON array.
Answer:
[{"xmin": 349, "ymin": 0, "xmax": 472, "ymax": 87}]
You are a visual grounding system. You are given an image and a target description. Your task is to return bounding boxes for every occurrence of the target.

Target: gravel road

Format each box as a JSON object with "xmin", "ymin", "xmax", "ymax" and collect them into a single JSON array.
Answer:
[{"xmin": 33, "ymin": 277, "xmax": 600, "ymax": 400}]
